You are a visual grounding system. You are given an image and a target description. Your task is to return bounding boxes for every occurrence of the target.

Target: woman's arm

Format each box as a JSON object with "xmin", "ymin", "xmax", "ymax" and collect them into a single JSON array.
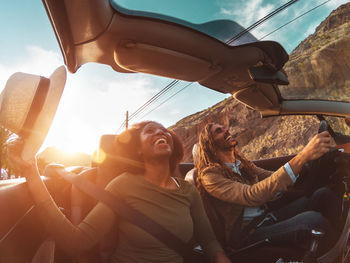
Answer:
[{"xmin": 8, "ymin": 139, "xmax": 117, "ymax": 256}]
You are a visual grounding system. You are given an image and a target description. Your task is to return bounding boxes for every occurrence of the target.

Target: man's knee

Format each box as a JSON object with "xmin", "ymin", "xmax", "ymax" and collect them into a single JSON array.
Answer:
[
  {"xmin": 312, "ymin": 187, "xmax": 334, "ymax": 200},
  {"xmin": 309, "ymin": 187, "xmax": 341, "ymax": 219},
  {"xmin": 301, "ymin": 211, "xmax": 330, "ymax": 233}
]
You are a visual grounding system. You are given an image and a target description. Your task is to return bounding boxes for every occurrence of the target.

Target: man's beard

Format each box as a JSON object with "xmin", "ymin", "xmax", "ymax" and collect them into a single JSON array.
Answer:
[{"xmin": 216, "ymin": 139, "xmax": 237, "ymax": 152}]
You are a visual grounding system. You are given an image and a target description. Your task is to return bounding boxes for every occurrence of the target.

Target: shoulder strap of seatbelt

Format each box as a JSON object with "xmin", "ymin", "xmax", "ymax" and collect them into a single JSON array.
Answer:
[
  {"xmin": 238, "ymin": 208, "xmax": 270, "ymax": 246},
  {"xmin": 54, "ymin": 167, "xmax": 195, "ymax": 259}
]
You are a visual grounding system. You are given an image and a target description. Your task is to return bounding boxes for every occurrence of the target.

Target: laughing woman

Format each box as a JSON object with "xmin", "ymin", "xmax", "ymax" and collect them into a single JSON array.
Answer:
[{"xmin": 8, "ymin": 121, "xmax": 231, "ymax": 263}]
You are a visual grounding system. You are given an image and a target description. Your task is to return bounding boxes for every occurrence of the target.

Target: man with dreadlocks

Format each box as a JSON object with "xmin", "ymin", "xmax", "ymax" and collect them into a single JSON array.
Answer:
[{"xmin": 196, "ymin": 123, "xmax": 342, "ymax": 251}]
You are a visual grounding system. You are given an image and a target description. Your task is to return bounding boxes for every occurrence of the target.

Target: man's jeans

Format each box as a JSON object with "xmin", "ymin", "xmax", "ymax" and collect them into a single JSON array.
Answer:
[{"xmin": 245, "ymin": 187, "xmax": 341, "ymax": 248}]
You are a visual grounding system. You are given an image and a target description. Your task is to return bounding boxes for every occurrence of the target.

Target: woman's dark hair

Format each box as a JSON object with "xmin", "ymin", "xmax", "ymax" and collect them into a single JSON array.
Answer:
[{"xmin": 112, "ymin": 121, "xmax": 184, "ymax": 175}]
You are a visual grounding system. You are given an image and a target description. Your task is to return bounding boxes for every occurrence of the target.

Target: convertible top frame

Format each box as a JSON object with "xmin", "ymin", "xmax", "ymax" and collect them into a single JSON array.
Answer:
[{"xmin": 42, "ymin": 0, "xmax": 350, "ymax": 117}]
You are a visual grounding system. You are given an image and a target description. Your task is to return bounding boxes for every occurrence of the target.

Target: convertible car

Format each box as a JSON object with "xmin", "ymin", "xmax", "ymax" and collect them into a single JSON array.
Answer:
[{"xmin": 0, "ymin": 0, "xmax": 349, "ymax": 262}]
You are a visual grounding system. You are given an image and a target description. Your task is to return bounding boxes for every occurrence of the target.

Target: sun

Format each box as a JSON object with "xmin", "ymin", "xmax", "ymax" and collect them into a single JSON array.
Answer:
[{"xmin": 41, "ymin": 117, "xmax": 100, "ymax": 156}]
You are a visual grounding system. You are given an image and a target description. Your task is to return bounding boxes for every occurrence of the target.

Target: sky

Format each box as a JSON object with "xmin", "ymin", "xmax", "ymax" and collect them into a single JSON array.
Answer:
[{"xmin": 0, "ymin": 0, "xmax": 348, "ymax": 155}]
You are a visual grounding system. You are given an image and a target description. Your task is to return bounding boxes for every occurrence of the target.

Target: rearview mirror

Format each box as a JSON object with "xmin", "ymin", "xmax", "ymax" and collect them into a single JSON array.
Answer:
[{"xmin": 248, "ymin": 65, "xmax": 289, "ymax": 85}]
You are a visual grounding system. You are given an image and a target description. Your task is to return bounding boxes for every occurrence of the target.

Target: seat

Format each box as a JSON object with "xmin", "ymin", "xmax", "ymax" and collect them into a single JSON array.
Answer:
[
  {"xmin": 66, "ymin": 134, "xmax": 121, "ymax": 263},
  {"xmin": 182, "ymin": 164, "xmax": 317, "ymax": 263}
]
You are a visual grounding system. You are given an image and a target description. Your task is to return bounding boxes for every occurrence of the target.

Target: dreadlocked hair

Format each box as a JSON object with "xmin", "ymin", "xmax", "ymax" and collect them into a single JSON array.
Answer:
[{"xmin": 196, "ymin": 123, "xmax": 254, "ymax": 193}]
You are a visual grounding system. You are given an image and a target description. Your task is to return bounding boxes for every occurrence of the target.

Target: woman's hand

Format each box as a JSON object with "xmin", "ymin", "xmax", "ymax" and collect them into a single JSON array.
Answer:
[
  {"xmin": 214, "ymin": 251, "xmax": 232, "ymax": 263},
  {"xmin": 300, "ymin": 131, "xmax": 335, "ymax": 163},
  {"xmin": 7, "ymin": 137, "xmax": 38, "ymax": 178},
  {"xmin": 7, "ymin": 137, "xmax": 52, "ymax": 204}
]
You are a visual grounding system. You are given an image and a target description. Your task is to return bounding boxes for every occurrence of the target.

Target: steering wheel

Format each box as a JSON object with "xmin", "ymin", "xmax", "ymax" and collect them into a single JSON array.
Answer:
[
  {"xmin": 318, "ymin": 120, "xmax": 329, "ymax": 134},
  {"xmin": 318, "ymin": 119, "xmax": 338, "ymax": 142},
  {"xmin": 295, "ymin": 120, "xmax": 342, "ymax": 196}
]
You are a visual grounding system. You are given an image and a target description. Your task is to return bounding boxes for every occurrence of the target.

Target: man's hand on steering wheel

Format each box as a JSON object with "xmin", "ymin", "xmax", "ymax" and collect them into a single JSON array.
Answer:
[{"xmin": 300, "ymin": 131, "xmax": 336, "ymax": 163}]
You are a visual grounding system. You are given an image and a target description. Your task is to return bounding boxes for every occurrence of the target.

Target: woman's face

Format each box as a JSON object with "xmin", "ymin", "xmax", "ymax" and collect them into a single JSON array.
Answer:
[{"xmin": 139, "ymin": 122, "xmax": 174, "ymax": 161}]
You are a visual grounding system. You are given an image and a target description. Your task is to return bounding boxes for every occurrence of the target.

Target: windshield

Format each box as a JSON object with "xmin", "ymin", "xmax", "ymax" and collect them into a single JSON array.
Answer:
[
  {"xmin": 110, "ymin": 0, "xmax": 257, "ymax": 46},
  {"xmin": 112, "ymin": 0, "xmax": 350, "ymax": 103}
]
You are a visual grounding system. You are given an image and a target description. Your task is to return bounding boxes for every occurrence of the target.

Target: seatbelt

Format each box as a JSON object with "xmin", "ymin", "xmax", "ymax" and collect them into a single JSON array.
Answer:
[
  {"xmin": 53, "ymin": 167, "xmax": 201, "ymax": 261},
  {"xmin": 195, "ymin": 167, "xmax": 270, "ymax": 249},
  {"xmin": 238, "ymin": 209, "xmax": 270, "ymax": 246}
]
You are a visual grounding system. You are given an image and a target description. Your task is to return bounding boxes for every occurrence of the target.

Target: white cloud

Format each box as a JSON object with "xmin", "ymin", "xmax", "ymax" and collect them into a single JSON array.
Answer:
[
  {"xmin": 0, "ymin": 45, "xmax": 160, "ymax": 154},
  {"xmin": 17, "ymin": 46, "xmax": 62, "ymax": 75},
  {"xmin": 0, "ymin": 45, "xmax": 63, "ymax": 92},
  {"xmin": 0, "ymin": 64, "xmax": 14, "ymax": 93},
  {"xmin": 220, "ymin": 7, "xmax": 233, "ymax": 16},
  {"xmin": 325, "ymin": 0, "xmax": 349, "ymax": 9},
  {"xmin": 305, "ymin": 21, "xmax": 320, "ymax": 37},
  {"xmin": 216, "ymin": 0, "xmax": 347, "ymax": 51},
  {"xmin": 168, "ymin": 109, "xmax": 181, "ymax": 116},
  {"xmin": 219, "ymin": 0, "xmax": 277, "ymax": 27}
]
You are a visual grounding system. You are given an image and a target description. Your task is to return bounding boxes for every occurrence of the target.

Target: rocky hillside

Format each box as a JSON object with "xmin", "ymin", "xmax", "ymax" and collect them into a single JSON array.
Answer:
[
  {"xmin": 171, "ymin": 96, "xmax": 319, "ymax": 161},
  {"xmin": 283, "ymin": 2, "xmax": 350, "ymax": 100},
  {"xmin": 171, "ymin": 3, "xmax": 350, "ymax": 162}
]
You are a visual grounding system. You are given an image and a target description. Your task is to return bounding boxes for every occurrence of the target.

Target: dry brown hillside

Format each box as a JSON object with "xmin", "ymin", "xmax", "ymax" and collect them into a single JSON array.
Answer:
[
  {"xmin": 171, "ymin": 3, "xmax": 350, "ymax": 162},
  {"xmin": 171, "ymin": 96, "xmax": 319, "ymax": 161}
]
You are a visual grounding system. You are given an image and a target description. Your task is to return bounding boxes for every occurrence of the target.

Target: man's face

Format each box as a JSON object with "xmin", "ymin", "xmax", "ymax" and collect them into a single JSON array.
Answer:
[{"xmin": 210, "ymin": 124, "xmax": 237, "ymax": 151}]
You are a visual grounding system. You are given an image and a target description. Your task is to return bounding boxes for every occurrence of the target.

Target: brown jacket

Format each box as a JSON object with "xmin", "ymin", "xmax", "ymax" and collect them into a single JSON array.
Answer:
[{"xmin": 200, "ymin": 161, "xmax": 293, "ymax": 245}]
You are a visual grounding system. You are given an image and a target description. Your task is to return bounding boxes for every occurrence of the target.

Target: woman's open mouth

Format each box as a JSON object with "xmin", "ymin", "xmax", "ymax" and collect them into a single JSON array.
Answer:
[{"xmin": 154, "ymin": 138, "xmax": 168, "ymax": 145}]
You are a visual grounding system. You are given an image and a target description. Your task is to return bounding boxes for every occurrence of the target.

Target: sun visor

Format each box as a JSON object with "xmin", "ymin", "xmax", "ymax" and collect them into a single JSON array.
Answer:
[
  {"xmin": 234, "ymin": 84, "xmax": 280, "ymax": 111},
  {"xmin": 114, "ymin": 42, "xmax": 221, "ymax": 81}
]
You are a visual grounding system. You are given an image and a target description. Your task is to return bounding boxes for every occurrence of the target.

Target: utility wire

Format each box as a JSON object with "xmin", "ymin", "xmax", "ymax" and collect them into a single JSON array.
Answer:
[
  {"xmin": 140, "ymin": 0, "xmax": 330, "ymax": 119},
  {"xmin": 259, "ymin": 0, "xmax": 332, "ymax": 40},
  {"xmin": 227, "ymin": 0, "xmax": 300, "ymax": 45},
  {"xmin": 128, "ymin": 80, "xmax": 179, "ymax": 120},
  {"xmin": 117, "ymin": 0, "xmax": 325, "ymax": 131},
  {"xmin": 125, "ymin": 1, "xmax": 301, "ymax": 124},
  {"xmin": 116, "ymin": 80, "xmax": 179, "ymax": 132},
  {"xmin": 138, "ymin": 82, "xmax": 193, "ymax": 120}
]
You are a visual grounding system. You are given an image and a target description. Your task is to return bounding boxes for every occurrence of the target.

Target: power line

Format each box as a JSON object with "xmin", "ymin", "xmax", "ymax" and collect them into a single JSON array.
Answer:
[
  {"xmin": 126, "ymin": 1, "xmax": 301, "ymax": 123},
  {"xmin": 226, "ymin": 0, "xmax": 300, "ymax": 45},
  {"xmin": 138, "ymin": 82, "xmax": 193, "ymax": 120},
  {"xmin": 128, "ymin": 80, "xmax": 179, "ymax": 120},
  {"xmin": 139, "ymin": 0, "xmax": 330, "ymax": 119},
  {"xmin": 117, "ymin": 0, "xmax": 325, "ymax": 131},
  {"xmin": 116, "ymin": 80, "xmax": 179, "ymax": 132},
  {"xmin": 259, "ymin": 0, "xmax": 332, "ymax": 40}
]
